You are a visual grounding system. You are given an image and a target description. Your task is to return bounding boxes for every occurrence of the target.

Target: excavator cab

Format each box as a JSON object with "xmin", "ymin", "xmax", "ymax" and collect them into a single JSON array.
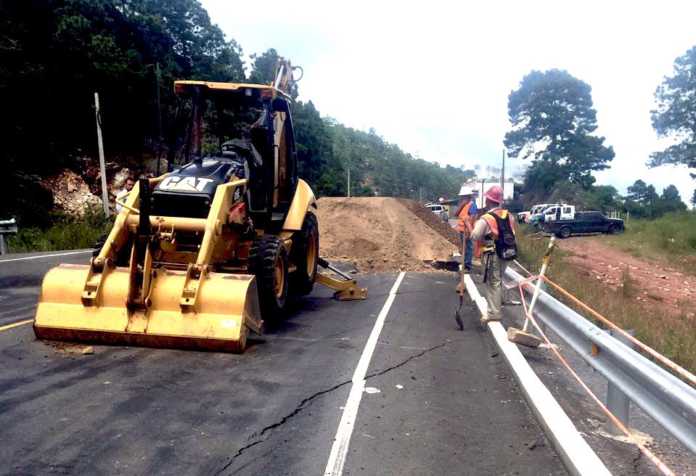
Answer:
[{"xmin": 33, "ymin": 58, "xmax": 366, "ymax": 353}]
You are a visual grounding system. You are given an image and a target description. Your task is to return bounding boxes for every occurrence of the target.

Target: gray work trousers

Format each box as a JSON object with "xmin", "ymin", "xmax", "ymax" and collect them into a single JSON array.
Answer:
[{"xmin": 482, "ymin": 251, "xmax": 508, "ymax": 319}]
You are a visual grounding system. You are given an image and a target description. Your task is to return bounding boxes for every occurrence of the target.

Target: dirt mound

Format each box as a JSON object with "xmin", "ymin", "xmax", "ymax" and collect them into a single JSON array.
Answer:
[
  {"xmin": 316, "ymin": 197, "xmax": 458, "ymax": 272},
  {"xmin": 397, "ymin": 198, "xmax": 460, "ymax": 247}
]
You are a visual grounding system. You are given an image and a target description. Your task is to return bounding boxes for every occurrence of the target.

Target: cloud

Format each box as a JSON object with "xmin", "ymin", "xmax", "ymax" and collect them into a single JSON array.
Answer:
[{"xmin": 202, "ymin": 0, "xmax": 696, "ymax": 203}]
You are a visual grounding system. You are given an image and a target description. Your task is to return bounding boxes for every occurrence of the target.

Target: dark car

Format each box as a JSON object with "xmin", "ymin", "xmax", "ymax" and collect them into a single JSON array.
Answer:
[{"xmin": 543, "ymin": 211, "xmax": 624, "ymax": 238}]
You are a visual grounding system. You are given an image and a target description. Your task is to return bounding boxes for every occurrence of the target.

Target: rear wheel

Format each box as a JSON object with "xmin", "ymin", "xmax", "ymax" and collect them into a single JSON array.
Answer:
[
  {"xmin": 608, "ymin": 224, "xmax": 618, "ymax": 234},
  {"xmin": 290, "ymin": 212, "xmax": 319, "ymax": 296},
  {"xmin": 558, "ymin": 226, "xmax": 571, "ymax": 239},
  {"xmin": 250, "ymin": 235, "xmax": 289, "ymax": 322}
]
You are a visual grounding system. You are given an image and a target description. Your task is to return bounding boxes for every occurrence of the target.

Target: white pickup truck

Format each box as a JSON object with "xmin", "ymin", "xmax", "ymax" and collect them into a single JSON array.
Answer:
[
  {"xmin": 425, "ymin": 203, "xmax": 449, "ymax": 222},
  {"xmin": 542, "ymin": 204, "xmax": 575, "ymax": 222}
]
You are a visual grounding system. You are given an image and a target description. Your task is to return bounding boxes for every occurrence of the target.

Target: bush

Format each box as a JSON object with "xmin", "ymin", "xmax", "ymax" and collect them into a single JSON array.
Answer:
[
  {"xmin": 7, "ymin": 209, "xmax": 112, "ymax": 253},
  {"xmin": 622, "ymin": 211, "xmax": 696, "ymax": 254}
]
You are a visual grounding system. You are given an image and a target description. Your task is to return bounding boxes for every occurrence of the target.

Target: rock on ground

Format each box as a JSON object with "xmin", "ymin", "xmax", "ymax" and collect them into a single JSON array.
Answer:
[{"xmin": 41, "ymin": 170, "xmax": 103, "ymax": 217}]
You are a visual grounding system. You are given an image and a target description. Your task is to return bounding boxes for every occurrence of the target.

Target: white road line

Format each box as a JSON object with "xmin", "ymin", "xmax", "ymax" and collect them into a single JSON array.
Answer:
[
  {"xmin": 0, "ymin": 318, "xmax": 33, "ymax": 332},
  {"xmin": 463, "ymin": 274, "xmax": 610, "ymax": 476},
  {"xmin": 0, "ymin": 250, "xmax": 91, "ymax": 263},
  {"xmin": 324, "ymin": 271, "xmax": 406, "ymax": 476}
]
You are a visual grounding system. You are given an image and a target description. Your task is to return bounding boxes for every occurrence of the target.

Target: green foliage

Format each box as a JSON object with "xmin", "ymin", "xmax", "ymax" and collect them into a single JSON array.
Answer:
[
  {"xmin": 618, "ymin": 211, "xmax": 696, "ymax": 256},
  {"xmin": 650, "ymin": 45, "xmax": 696, "ymax": 176},
  {"xmin": 1, "ymin": 0, "xmax": 473, "ymax": 231},
  {"xmin": 505, "ymin": 69, "xmax": 614, "ymax": 194},
  {"xmin": 249, "ymin": 49, "xmax": 280, "ymax": 84},
  {"xmin": 8, "ymin": 209, "xmax": 111, "ymax": 252},
  {"xmin": 624, "ymin": 180, "xmax": 686, "ymax": 218},
  {"xmin": 312, "ymin": 122, "xmax": 474, "ymax": 200},
  {"xmin": 1, "ymin": 0, "xmax": 245, "ymax": 225}
]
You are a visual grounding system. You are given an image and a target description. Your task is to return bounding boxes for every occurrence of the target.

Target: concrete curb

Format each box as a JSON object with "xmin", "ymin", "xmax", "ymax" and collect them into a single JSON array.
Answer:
[{"xmin": 464, "ymin": 274, "xmax": 610, "ymax": 476}]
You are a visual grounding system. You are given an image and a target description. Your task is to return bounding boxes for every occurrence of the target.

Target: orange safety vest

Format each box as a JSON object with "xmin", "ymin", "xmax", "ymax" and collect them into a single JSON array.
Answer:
[
  {"xmin": 456, "ymin": 201, "xmax": 474, "ymax": 233},
  {"xmin": 481, "ymin": 208, "xmax": 515, "ymax": 239}
]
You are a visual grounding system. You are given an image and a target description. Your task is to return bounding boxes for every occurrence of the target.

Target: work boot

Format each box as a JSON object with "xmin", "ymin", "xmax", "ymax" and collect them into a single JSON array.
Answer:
[{"xmin": 480, "ymin": 314, "xmax": 501, "ymax": 325}]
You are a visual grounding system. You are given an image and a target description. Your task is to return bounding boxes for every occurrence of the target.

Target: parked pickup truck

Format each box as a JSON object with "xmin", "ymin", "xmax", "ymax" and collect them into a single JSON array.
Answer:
[
  {"xmin": 542, "ymin": 211, "xmax": 624, "ymax": 238},
  {"xmin": 425, "ymin": 203, "xmax": 449, "ymax": 222}
]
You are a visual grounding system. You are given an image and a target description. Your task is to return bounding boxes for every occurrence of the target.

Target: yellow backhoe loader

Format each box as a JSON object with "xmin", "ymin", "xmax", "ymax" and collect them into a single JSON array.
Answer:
[{"xmin": 34, "ymin": 59, "xmax": 366, "ymax": 353}]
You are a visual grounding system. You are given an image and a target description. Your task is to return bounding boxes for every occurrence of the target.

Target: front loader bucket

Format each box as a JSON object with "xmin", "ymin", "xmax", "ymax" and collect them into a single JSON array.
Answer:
[{"xmin": 34, "ymin": 264, "xmax": 263, "ymax": 353}]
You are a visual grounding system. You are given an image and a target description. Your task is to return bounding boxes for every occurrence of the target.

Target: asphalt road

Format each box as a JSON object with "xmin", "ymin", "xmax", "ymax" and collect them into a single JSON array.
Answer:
[{"xmin": 0, "ymin": 252, "xmax": 564, "ymax": 475}]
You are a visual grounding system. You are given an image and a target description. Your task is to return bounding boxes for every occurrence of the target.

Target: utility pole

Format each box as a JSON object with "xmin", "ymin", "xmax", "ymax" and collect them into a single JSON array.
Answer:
[
  {"xmin": 501, "ymin": 149, "xmax": 506, "ymax": 189},
  {"xmin": 94, "ymin": 92, "xmax": 110, "ymax": 218},
  {"xmin": 480, "ymin": 178, "xmax": 485, "ymax": 208},
  {"xmin": 154, "ymin": 62, "xmax": 162, "ymax": 176}
]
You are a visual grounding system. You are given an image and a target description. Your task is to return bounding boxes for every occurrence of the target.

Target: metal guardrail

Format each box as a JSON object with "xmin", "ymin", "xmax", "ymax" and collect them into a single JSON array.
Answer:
[
  {"xmin": 505, "ymin": 267, "xmax": 696, "ymax": 454},
  {"xmin": 0, "ymin": 218, "xmax": 18, "ymax": 255}
]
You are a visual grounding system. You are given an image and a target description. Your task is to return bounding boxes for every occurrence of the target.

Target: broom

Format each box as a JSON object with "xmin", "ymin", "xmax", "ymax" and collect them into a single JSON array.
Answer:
[{"xmin": 507, "ymin": 236, "xmax": 556, "ymax": 348}]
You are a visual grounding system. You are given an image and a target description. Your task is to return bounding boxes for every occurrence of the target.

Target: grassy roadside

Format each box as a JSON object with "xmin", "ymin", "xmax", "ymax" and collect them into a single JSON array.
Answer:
[
  {"xmin": 7, "ymin": 212, "xmax": 111, "ymax": 253},
  {"xmin": 517, "ymin": 227, "xmax": 696, "ymax": 373},
  {"xmin": 602, "ymin": 212, "xmax": 696, "ymax": 277}
]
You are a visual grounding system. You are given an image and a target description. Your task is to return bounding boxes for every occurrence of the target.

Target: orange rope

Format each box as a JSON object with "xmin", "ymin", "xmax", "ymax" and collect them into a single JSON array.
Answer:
[
  {"xmin": 534, "ymin": 275, "xmax": 696, "ymax": 387},
  {"xmin": 518, "ymin": 285, "xmax": 675, "ymax": 476}
]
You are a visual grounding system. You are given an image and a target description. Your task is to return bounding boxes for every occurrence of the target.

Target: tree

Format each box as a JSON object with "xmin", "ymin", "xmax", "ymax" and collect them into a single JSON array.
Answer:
[
  {"xmin": 504, "ymin": 70, "xmax": 614, "ymax": 191},
  {"xmin": 625, "ymin": 180, "xmax": 659, "ymax": 218},
  {"xmin": 249, "ymin": 49, "xmax": 280, "ymax": 84},
  {"xmin": 624, "ymin": 181, "xmax": 685, "ymax": 218},
  {"xmin": 626, "ymin": 180, "xmax": 656, "ymax": 204},
  {"xmin": 586, "ymin": 185, "xmax": 621, "ymax": 212},
  {"xmin": 692, "ymin": 189, "xmax": 696, "ymax": 207},
  {"xmin": 0, "ymin": 0, "xmax": 246, "ymax": 224},
  {"xmin": 656, "ymin": 184, "xmax": 686, "ymax": 215},
  {"xmin": 650, "ymin": 46, "xmax": 696, "ymax": 177}
]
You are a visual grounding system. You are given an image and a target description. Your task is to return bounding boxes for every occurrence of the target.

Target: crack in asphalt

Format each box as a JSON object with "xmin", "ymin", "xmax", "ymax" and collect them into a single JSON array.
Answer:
[
  {"xmin": 215, "ymin": 339, "xmax": 454, "ymax": 475},
  {"xmin": 365, "ymin": 340, "xmax": 454, "ymax": 380},
  {"xmin": 631, "ymin": 447, "xmax": 643, "ymax": 473},
  {"xmin": 214, "ymin": 379, "xmax": 351, "ymax": 476}
]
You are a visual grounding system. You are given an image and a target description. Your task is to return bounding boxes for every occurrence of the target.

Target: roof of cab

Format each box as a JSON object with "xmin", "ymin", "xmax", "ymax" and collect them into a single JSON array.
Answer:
[{"xmin": 173, "ymin": 80, "xmax": 291, "ymax": 100}]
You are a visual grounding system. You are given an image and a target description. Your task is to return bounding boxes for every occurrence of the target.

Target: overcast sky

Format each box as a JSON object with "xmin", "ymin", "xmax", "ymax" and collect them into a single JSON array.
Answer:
[{"xmin": 203, "ymin": 0, "xmax": 696, "ymax": 204}]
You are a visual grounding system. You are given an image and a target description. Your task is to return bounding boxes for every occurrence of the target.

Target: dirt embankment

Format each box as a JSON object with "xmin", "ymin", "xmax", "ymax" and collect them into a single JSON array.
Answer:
[
  {"xmin": 558, "ymin": 237, "xmax": 696, "ymax": 318},
  {"xmin": 316, "ymin": 197, "xmax": 458, "ymax": 272}
]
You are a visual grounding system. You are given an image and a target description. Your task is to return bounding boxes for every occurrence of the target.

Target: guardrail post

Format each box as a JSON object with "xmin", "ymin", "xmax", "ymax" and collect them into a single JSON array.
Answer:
[
  {"xmin": 605, "ymin": 329, "xmax": 634, "ymax": 431},
  {"xmin": 0, "ymin": 218, "xmax": 18, "ymax": 255}
]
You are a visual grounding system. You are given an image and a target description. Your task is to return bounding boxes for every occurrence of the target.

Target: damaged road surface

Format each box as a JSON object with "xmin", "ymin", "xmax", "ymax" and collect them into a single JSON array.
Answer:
[{"xmin": 0, "ymin": 255, "xmax": 564, "ymax": 475}]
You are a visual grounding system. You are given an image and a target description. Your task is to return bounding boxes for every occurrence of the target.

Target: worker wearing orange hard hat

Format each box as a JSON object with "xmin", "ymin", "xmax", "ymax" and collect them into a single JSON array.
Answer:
[{"xmin": 471, "ymin": 185, "xmax": 518, "ymax": 324}]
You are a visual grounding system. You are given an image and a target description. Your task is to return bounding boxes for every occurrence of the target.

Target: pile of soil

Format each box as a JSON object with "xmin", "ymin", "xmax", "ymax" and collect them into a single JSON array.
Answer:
[
  {"xmin": 397, "ymin": 198, "xmax": 460, "ymax": 247},
  {"xmin": 315, "ymin": 197, "xmax": 458, "ymax": 273}
]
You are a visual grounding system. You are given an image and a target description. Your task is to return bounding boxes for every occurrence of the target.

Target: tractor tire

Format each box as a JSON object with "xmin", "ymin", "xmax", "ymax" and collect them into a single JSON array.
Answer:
[
  {"xmin": 92, "ymin": 234, "xmax": 107, "ymax": 257},
  {"xmin": 290, "ymin": 212, "xmax": 319, "ymax": 296},
  {"xmin": 92, "ymin": 233, "xmax": 130, "ymax": 266},
  {"xmin": 250, "ymin": 235, "xmax": 289, "ymax": 322}
]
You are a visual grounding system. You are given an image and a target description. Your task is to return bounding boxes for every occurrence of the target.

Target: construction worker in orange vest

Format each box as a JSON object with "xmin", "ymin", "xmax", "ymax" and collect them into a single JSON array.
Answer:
[
  {"xmin": 454, "ymin": 185, "xmax": 477, "ymax": 272},
  {"xmin": 471, "ymin": 185, "xmax": 517, "ymax": 323}
]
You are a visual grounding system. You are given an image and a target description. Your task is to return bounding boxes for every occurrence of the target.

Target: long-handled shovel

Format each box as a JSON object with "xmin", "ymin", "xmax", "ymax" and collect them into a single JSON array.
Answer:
[{"xmin": 455, "ymin": 237, "xmax": 467, "ymax": 331}]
